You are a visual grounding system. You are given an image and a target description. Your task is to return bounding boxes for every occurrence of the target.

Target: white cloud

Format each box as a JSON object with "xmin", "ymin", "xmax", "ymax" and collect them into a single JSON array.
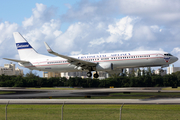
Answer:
[
  {"xmin": 54, "ymin": 22, "xmax": 86, "ymax": 52},
  {"xmin": 62, "ymin": 0, "xmax": 180, "ymax": 27},
  {"xmin": 89, "ymin": 38, "xmax": 105, "ymax": 46},
  {"xmin": 22, "ymin": 3, "xmax": 57, "ymax": 28},
  {"xmin": 0, "ymin": 21, "xmax": 18, "ymax": 44},
  {"xmin": 133, "ymin": 46, "xmax": 147, "ymax": 51},
  {"xmin": 107, "ymin": 16, "xmax": 133, "ymax": 40},
  {"xmin": 23, "ymin": 17, "xmax": 34, "ymax": 28},
  {"xmin": 117, "ymin": 0, "xmax": 180, "ymax": 24},
  {"xmin": 89, "ymin": 16, "xmax": 134, "ymax": 46},
  {"xmin": 65, "ymin": 4, "xmax": 72, "ymax": 9},
  {"xmin": 20, "ymin": 4, "xmax": 61, "ymax": 52},
  {"xmin": 150, "ymin": 25, "xmax": 161, "ymax": 32},
  {"xmin": 70, "ymin": 50, "xmax": 82, "ymax": 55},
  {"xmin": 133, "ymin": 25, "xmax": 156, "ymax": 41},
  {"xmin": 158, "ymin": 48, "xmax": 164, "ymax": 52},
  {"xmin": 172, "ymin": 47, "xmax": 180, "ymax": 54},
  {"xmin": 171, "ymin": 47, "xmax": 180, "ymax": 66}
]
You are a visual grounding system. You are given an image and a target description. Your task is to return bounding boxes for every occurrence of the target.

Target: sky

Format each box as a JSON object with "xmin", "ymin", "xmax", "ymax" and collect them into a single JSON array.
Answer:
[{"xmin": 1, "ymin": 0, "xmax": 180, "ymax": 76}]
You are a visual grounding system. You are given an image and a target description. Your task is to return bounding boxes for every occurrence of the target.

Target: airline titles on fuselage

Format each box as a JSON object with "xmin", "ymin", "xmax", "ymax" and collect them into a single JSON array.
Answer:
[{"xmin": 78, "ymin": 53, "xmax": 131, "ymax": 59}]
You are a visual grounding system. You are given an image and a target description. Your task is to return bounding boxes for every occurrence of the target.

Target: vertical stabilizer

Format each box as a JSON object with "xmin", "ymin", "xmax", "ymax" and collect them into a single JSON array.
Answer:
[{"xmin": 13, "ymin": 32, "xmax": 48, "ymax": 60}]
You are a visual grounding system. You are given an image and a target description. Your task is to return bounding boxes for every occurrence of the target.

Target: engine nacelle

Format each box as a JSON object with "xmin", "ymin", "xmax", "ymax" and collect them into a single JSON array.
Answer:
[
  {"xmin": 96, "ymin": 62, "xmax": 113, "ymax": 71},
  {"xmin": 74, "ymin": 66, "xmax": 83, "ymax": 70},
  {"xmin": 77, "ymin": 67, "xmax": 83, "ymax": 70}
]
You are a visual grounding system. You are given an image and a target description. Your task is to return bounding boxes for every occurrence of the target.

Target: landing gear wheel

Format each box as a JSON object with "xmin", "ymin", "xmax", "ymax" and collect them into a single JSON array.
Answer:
[
  {"xmin": 87, "ymin": 72, "xmax": 92, "ymax": 77},
  {"xmin": 94, "ymin": 73, "xmax": 99, "ymax": 78}
]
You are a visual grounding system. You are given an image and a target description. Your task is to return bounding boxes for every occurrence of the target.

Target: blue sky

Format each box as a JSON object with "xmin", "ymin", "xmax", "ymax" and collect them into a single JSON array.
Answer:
[
  {"xmin": 1, "ymin": 0, "xmax": 180, "ymax": 76},
  {"xmin": 0, "ymin": 0, "xmax": 82, "ymax": 31}
]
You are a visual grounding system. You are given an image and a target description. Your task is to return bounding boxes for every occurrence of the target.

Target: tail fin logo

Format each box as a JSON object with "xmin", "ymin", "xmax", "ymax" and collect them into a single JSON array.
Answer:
[{"xmin": 16, "ymin": 42, "xmax": 32, "ymax": 49}]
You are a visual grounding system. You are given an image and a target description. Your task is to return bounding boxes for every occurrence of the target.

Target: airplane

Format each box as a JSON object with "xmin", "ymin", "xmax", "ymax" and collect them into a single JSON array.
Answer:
[{"xmin": 4, "ymin": 32, "xmax": 178, "ymax": 78}]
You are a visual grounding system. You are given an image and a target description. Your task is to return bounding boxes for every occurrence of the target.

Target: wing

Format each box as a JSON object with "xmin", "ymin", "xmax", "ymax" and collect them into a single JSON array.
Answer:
[
  {"xmin": 44, "ymin": 42, "xmax": 97, "ymax": 70},
  {"xmin": 3, "ymin": 58, "xmax": 30, "ymax": 63}
]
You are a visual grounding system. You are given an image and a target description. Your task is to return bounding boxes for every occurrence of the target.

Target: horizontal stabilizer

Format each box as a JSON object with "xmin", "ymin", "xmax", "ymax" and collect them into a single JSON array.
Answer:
[{"xmin": 3, "ymin": 58, "xmax": 30, "ymax": 63}]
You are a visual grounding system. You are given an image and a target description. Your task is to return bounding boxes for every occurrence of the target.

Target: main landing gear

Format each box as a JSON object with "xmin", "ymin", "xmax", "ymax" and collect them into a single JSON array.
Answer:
[
  {"xmin": 87, "ymin": 72, "xmax": 92, "ymax": 77},
  {"xmin": 93, "ymin": 71, "xmax": 99, "ymax": 78},
  {"xmin": 87, "ymin": 71, "xmax": 99, "ymax": 78}
]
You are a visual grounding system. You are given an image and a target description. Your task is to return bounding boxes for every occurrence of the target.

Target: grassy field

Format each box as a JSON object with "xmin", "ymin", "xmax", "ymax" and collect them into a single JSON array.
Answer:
[
  {"xmin": 0, "ymin": 91, "xmax": 15, "ymax": 94},
  {"xmin": 0, "ymin": 104, "xmax": 180, "ymax": 120}
]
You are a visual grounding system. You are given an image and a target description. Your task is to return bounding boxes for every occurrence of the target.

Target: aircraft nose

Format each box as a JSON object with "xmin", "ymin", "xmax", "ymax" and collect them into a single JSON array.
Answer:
[
  {"xmin": 175, "ymin": 57, "xmax": 179, "ymax": 62},
  {"xmin": 173, "ymin": 56, "xmax": 179, "ymax": 62}
]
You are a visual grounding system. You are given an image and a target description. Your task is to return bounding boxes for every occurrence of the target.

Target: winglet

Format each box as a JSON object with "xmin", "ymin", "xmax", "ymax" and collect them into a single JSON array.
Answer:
[{"xmin": 44, "ymin": 42, "xmax": 53, "ymax": 53}]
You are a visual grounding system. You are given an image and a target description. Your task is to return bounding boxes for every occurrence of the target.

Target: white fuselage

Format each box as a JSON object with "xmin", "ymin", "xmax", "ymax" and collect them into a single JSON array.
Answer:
[{"xmin": 19, "ymin": 51, "xmax": 178, "ymax": 72}]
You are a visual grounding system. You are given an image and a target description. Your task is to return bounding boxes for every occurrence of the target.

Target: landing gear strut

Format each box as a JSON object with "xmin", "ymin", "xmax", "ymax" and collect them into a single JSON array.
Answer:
[
  {"xmin": 87, "ymin": 72, "xmax": 92, "ymax": 77},
  {"xmin": 93, "ymin": 71, "xmax": 99, "ymax": 78}
]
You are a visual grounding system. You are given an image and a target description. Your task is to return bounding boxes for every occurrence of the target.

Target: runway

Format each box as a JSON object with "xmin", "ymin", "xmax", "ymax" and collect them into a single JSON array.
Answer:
[
  {"xmin": 0, "ymin": 87, "xmax": 180, "ymax": 104},
  {"xmin": 0, "ymin": 87, "xmax": 168, "ymax": 99},
  {"xmin": 0, "ymin": 87, "xmax": 180, "ymax": 99},
  {"xmin": 1, "ymin": 98, "xmax": 180, "ymax": 104}
]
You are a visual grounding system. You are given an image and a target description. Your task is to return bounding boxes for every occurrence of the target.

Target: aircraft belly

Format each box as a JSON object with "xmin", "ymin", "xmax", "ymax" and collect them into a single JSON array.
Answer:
[
  {"xmin": 39, "ymin": 64, "xmax": 83, "ymax": 72},
  {"xmin": 112, "ymin": 58, "xmax": 165, "ymax": 68}
]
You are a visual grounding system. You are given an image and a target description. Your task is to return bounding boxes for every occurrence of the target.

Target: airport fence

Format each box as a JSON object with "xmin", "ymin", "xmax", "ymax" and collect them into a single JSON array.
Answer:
[{"xmin": 1, "ymin": 104, "xmax": 180, "ymax": 120}]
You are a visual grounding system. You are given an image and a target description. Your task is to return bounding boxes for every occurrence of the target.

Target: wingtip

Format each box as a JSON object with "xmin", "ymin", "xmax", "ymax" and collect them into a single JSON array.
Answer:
[{"xmin": 44, "ymin": 42, "xmax": 53, "ymax": 53}]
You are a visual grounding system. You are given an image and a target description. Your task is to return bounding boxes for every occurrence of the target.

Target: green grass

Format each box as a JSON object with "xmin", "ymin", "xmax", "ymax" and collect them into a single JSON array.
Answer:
[
  {"xmin": 122, "ymin": 105, "xmax": 180, "ymax": 120},
  {"xmin": 0, "ymin": 104, "xmax": 180, "ymax": 120},
  {"xmin": 0, "ymin": 91, "xmax": 15, "ymax": 94}
]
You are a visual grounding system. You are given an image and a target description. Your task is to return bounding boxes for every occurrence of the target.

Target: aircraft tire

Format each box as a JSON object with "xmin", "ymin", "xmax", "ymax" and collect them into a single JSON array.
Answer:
[
  {"xmin": 87, "ymin": 72, "xmax": 92, "ymax": 77},
  {"xmin": 94, "ymin": 73, "xmax": 99, "ymax": 78}
]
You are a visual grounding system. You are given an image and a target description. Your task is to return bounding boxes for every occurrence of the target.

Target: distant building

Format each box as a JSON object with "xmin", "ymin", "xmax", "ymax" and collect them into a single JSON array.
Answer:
[
  {"xmin": 167, "ymin": 64, "xmax": 180, "ymax": 74},
  {"xmin": 43, "ymin": 72, "xmax": 61, "ymax": 78},
  {"xmin": 92, "ymin": 71, "xmax": 109, "ymax": 79},
  {"xmin": 126, "ymin": 68, "xmax": 138, "ymax": 76},
  {"xmin": 154, "ymin": 69, "xmax": 167, "ymax": 76},
  {"xmin": 67, "ymin": 71, "xmax": 87, "ymax": 78},
  {"xmin": 43, "ymin": 71, "xmax": 88, "ymax": 79},
  {"xmin": 0, "ymin": 63, "xmax": 23, "ymax": 76}
]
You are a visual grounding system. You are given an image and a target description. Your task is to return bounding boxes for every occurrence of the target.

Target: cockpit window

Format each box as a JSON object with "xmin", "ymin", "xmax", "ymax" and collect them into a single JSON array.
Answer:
[{"xmin": 164, "ymin": 53, "xmax": 172, "ymax": 56}]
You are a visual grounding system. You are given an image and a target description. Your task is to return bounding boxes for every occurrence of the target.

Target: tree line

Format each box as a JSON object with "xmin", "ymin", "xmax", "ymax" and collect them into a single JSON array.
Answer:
[{"xmin": 0, "ymin": 70, "xmax": 180, "ymax": 87}]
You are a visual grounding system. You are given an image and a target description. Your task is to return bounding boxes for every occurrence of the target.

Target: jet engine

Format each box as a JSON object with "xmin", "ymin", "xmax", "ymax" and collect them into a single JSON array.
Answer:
[{"xmin": 96, "ymin": 62, "xmax": 113, "ymax": 71}]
